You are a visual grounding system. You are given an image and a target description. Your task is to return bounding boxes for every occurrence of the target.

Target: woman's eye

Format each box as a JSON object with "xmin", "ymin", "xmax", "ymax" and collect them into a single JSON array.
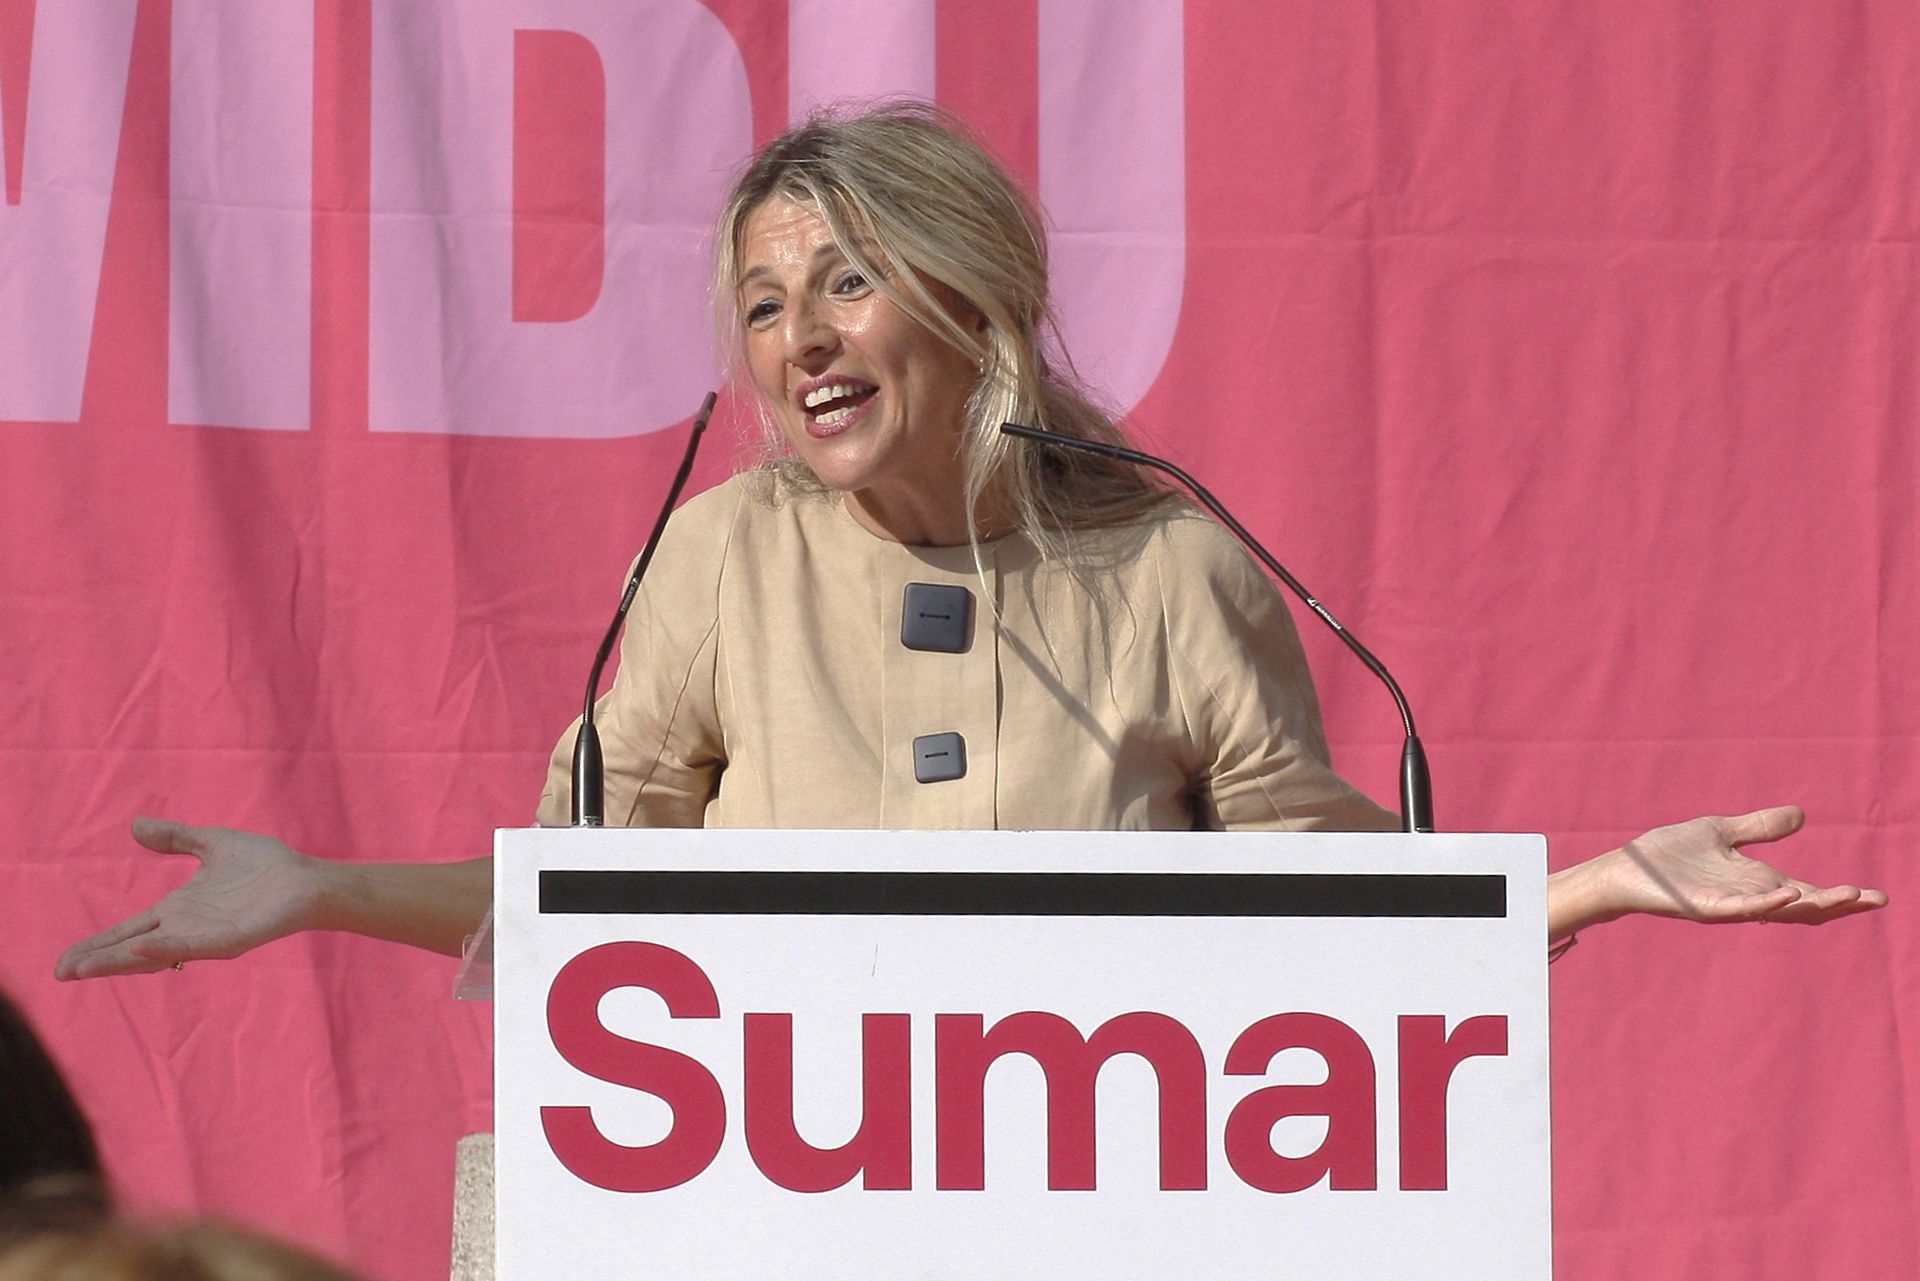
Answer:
[
  {"xmin": 830, "ymin": 270, "xmax": 870, "ymax": 296},
  {"xmin": 744, "ymin": 298, "xmax": 780, "ymax": 327}
]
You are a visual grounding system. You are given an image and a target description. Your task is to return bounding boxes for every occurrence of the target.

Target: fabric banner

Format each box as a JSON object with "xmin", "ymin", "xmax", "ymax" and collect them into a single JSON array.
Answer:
[{"xmin": 1, "ymin": 2, "xmax": 1910, "ymax": 1278}]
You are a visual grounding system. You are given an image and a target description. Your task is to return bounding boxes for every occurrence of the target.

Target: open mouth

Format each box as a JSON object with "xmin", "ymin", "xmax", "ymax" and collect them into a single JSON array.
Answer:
[{"xmin": 800, "ymin": 379, "xmax": 879, "ymax": 431}]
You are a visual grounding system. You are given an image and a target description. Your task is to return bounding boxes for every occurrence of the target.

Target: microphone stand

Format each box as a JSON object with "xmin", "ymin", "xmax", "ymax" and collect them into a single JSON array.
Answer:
[
  {"xmin": 1001, "ymin": 422, "xmax": 1434, "ymax": 833},
  {"xmin": 571, "ymin": 392, "xmax": 719, "ymax": 826}
]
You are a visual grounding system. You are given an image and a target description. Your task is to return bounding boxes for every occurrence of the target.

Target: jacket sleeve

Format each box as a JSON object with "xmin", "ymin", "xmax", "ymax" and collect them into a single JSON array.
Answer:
[
  {"xmin": 1156, "ymin": 513, "xmax": 1399, "ymax": 832},
  {"xmin": 533, "ymin": 483, "xmax": 740, "ymax": 828}
]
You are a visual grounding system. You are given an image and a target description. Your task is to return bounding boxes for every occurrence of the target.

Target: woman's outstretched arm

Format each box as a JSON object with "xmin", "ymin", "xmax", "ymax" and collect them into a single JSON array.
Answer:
[
  {"xmin": 55, "ymin": 819, "xmax": 491, "ymax": 979},
  {"xmin": 1546, "ymin": 805, "xmax": 1886, "ymax": 943},
  {"xmin": 58, "ymin": 806, "xmax": 1887, "ymax": 977}
]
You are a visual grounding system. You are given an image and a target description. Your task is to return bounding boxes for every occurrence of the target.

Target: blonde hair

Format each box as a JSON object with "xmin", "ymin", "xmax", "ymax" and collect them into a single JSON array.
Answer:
[{"xmin": 713, "ymin": 100, "xmax": 1167, "ymax": 561}]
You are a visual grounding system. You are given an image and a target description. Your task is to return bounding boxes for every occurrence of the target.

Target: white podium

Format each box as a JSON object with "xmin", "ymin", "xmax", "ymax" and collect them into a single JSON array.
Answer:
[{"xmin": 489, "ymin": 829, "xmax": 1550, "ymax": 1280}]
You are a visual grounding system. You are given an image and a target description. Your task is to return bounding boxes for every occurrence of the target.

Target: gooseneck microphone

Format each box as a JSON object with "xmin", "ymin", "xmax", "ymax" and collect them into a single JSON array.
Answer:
[
  {"xmin": 571, "ymin": 392, "xmax": 719, "ymax": 826},
  {"xmin": 1000, "ymin": 422, "xmax": 1434, "ymax": 834}
]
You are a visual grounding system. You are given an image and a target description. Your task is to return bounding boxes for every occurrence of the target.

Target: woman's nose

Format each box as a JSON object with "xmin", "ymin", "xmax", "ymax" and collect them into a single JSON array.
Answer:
[{"xmin": 782, "ymin": 297, "xmax": 838, "ymax": 367}]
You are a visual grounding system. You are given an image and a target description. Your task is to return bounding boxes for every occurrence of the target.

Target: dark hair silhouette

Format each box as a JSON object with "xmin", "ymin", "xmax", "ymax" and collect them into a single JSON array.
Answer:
[{"xmin": 0, "ymin": 990, "xmax": 108, "ymax": 1239}]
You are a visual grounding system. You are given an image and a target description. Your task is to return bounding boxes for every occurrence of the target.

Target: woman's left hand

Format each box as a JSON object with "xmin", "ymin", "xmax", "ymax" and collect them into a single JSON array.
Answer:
[{"xmin": 1551, "ymin": 805, "xmax": 1888, "ymax": 938}]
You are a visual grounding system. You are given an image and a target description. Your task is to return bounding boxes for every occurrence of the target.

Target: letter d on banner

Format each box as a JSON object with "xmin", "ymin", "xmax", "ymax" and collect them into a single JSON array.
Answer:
[{"xmin": 369, "ymin": 1, "xmax": 750, "ymax": 438}]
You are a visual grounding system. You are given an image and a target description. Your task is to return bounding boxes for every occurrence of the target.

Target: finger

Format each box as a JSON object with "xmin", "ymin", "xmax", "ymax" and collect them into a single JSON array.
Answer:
[
  {"xmin": 1767, "ymin": 885, "xmax": 1891, "ymax": 924},
  {"xmin": 1773, "ymin": 884, "xmax": 1864, "ymax": 920},
  {"xmin": 1718, "ymin": 805, "xmax": 1806, "ymax": 848},
  {"xmin": 1716, "ymin": 885, "xmax": 1801, "ymax": 921},
  {"xmin": 127, "ymin": 933, "xmax": 206, "ymax": 965},
  {"xmin": 1804, "ymin": 884, "xmax": 1863, "ymax": 909},
  {"xmin": 130, "ymin": 816, "xmax": 209, "ymax": 859},
  {"xmin": 60, "ymin": 936, "xmax": 183, "ymax": 979},
  {"xmin": 54, "ymin": 911, "xmax": 160, "ymax": 980}
]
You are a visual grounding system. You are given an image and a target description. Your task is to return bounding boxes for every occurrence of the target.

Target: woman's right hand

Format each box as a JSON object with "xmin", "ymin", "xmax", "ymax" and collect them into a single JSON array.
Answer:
[{"xmin": 55, "ymin": 818, "xmax": 328, "ymax": 979}]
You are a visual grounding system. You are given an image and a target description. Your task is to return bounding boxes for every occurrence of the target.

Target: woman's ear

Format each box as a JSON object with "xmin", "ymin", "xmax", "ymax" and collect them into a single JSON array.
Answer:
[{"xmin": 939, "ymin": 286, "xmax": 987, "ymax": 336}]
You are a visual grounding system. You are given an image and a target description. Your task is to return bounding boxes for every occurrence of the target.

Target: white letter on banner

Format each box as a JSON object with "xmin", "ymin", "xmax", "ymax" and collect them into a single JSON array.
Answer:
[
  {"xmin": 782, "ymin": 0, "xmax": 1184, "ymax": 418},
  {"xmin": 368, "ymin": 1, "xmax": 751, "ymax": 439},
  {"xmin": 0, "ymin": 2, "xmax": 137, "ymax": 423},
  {"xmin": 169, "ymin": 1, "xmax": 312, "ymax": 430},
  {"xmin": 1039, "ymin": 0, "xmax": 1184, "ymax": 415},
  {"xmin": 787, "ymin": 0, "xmax": 934, "ymax": 119}
]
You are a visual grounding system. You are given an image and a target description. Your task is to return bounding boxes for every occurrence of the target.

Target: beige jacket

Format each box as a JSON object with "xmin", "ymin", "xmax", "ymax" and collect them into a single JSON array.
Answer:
[{"xmin": 537, "ymin": 474, "xmax": 1395, "ymax": 833}]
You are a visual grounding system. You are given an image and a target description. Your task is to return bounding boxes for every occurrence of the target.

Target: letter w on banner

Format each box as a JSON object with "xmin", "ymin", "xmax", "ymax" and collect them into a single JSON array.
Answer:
[{"xmin": 0, "ymin": 2, "xmax": 138, "ymax": 423}]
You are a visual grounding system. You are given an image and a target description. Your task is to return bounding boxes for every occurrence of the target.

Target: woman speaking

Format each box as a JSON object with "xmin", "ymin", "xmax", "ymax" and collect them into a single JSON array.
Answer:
[{"xmin": 56, "ymin": 102, "xmax": 1883, "ymax": 980}]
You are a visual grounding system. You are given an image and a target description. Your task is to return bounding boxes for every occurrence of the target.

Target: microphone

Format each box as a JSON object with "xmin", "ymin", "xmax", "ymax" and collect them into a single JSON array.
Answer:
[
  {"xmin": 571, "ymin": 392, "xmax": 719, "ymax": 826},
  {"xmin": 1000, "ymin": 422, "xmax": 1434, "ymax": 833}
]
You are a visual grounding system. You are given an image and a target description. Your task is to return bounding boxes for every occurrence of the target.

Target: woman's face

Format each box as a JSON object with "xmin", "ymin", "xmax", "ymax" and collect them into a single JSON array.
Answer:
[{"xmin": 736, "ymin": 197, "xmax": 982, "ymax": 542}]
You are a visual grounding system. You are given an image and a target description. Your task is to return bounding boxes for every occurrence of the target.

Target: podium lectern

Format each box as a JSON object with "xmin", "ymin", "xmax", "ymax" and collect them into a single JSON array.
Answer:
[{"xmin": 482, "ymin": 828, "xmax": 1550, "ymax": 1279}]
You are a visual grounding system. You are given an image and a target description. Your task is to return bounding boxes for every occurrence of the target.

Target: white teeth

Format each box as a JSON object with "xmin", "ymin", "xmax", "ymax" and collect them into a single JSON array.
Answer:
[
  {"xmin": 815, "ymin": 404, "xmax": 855, "ymax": 425},
  {"xmin": 803, "ymin": 382, "xmax": 867, "ymax": 409}
]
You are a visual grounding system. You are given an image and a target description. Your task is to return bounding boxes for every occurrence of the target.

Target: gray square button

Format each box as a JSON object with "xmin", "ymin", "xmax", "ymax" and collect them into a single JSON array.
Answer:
[
  {"xmin": 912, "ymin": 732, "xmax": 967, "ymax": 783},
  {"xmin": 901, "ymin": 583, "xmax": 972, "ymax": 653}
]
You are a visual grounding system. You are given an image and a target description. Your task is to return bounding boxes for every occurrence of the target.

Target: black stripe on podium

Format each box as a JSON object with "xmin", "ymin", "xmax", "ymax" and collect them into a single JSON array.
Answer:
[{"xmin": 538, "ymin": 871, "xmax": 1505, "ymax": 919}]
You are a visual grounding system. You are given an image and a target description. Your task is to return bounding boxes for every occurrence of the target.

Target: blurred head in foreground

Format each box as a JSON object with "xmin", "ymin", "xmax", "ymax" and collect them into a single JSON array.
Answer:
[
  {"xmin": 0, "ymin": 1222, "xmax": 368, "ymax": 1281},
  {"xmin": 0, "ymin": 991, "xmax": 108, "ymax": 1241}
]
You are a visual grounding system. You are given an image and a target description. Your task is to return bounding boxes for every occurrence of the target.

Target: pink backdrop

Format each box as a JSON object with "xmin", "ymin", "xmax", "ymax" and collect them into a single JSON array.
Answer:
[{"xmin": 3, "ymin": 2, "xmax": 1912, "ymax": 1277}]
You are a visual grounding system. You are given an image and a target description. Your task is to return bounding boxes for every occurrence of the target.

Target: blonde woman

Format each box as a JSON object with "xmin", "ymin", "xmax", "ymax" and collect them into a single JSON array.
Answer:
[{"xmin": 58, "ymin": 102, "xmax": 1883, "ymax": 980}]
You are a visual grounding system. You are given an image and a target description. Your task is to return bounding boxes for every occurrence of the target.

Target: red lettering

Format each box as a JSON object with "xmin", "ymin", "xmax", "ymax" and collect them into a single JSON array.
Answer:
[
  {"xmin": 1397, "ymin": 1014, "xmax": 1509, "ymax": 1191},
  {"xmin": 535, "ymin": 944, "xmax": 1513, "ymax": 1199},
  {"xmin": 934, "ymin": 1011, "xmax": 1207, "ymax": 1192},
  {"xmin": 540, "ymin": 941, "xmax": 727, "ymax": 1193},
  {"xmin": 1223, "ymin": 1012, "xmax": 1378, "ymax": 1193},
  {"xmin": 743, "ymin": 1012, "xmax": 913, "ymax": 1192}
]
